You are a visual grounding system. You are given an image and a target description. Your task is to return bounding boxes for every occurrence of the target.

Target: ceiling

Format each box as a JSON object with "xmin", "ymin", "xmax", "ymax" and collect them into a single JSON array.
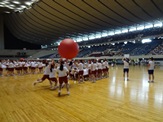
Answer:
[{"xmin": 2, "ymin": 0, "xmax": 163, "ymax": 45}]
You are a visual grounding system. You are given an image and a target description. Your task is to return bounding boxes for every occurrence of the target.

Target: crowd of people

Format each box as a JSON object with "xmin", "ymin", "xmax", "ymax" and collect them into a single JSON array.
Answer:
[
  {"xmin": 0, "ymin": 57, "xmax": 155, "ymax": 96},
  {"xmin": 0, "ymin": 59, "xmax": 45, "ymax": 76},
  {"xmin": 149, "ymin": 42, "xmax": 163, "ymax": 55},
  {"xmin": 0, "ymin": 58, "xmax": 109, "ymax": 96}
]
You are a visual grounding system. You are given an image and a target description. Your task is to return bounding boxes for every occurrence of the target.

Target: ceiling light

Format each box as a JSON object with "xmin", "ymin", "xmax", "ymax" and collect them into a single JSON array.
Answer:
[
  {"xmin": 0, "ymin": 2, "xmax": 5, "ymax": 5},
  {"xmin": 16, "ymin": 8, "xmax": 22, "ymax": 10},
  {"xmin": 4, "ymin": 11, "xmax": 10, "ymax": 13},
  {"xmin": 12, "ymin": 1, "xmax": 20, "ymax": 4},
  {"xmin": 2, "ymin": 0, "xmax": 9, "ymax": 3},
  {"xmin": 20, "ymin": 5, "xmax": 26, "ymax": 8},
  {"xmin": 25, "ymin": 2, "xmax": 33, "ymax": 6},
  {"xmin": 124, "ymin": 41, "xmax": 127, "ymax": 44},
  {"xmin": 8, "ymin": 6, "xmax": 14, "ymax": 9},
  {"xmin": 142, "ymin": 39, "xmax": 152, "ymax": 44},
  {"xmin": 9, "ymin": 4, "xmax": 15, "ymax": 7}
]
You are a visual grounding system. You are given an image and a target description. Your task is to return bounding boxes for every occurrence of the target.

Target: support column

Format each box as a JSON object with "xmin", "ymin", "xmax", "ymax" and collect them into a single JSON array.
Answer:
[{"xmin": 0, "ymin": 14, "xmax": 4, "ymax": 49}]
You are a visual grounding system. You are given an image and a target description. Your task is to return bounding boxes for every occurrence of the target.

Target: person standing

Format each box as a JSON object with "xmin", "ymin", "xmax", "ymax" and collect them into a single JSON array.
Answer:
[
  {"xmin": 77, "ymin": 60, "xmax": 84, "ymax": 83},
  {"xmin": 148, "ymin": 57, "xmax": 155, "ymax": 83},
  {"xmin": 57, "ymin": 61, "xmax": 69, "ymax": 96},
  {"xmin": 123, "ymin": 58, "xmax": 130, "ymax": 81},
  {"xmin": 49, "ymin": 63, "xmax": 58, "ymax": 90}
]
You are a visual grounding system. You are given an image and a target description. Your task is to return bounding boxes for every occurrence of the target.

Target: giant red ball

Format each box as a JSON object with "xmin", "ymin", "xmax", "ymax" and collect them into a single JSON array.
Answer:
[{"xmin": 58, "ymin": 39, "xmax": 79, "ymax": 59}]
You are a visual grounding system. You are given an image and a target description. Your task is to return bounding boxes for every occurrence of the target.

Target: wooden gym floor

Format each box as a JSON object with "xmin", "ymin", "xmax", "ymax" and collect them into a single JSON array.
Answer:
[{"xmin": 0, "ymin": 65, "xmax": 163, "ymax": 122}]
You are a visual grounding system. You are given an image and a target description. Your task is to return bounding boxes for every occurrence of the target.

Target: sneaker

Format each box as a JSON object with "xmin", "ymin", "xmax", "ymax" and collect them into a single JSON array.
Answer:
[
  {"xmin": 148, "ymin": 81, "xmax": 151, "ymax": 83},
  {"xmin": 151, "ymin": 81, "xmax": 154, "ymax": 83},
  {"xmin": 67, "ymin": 91, "xmax": 70, "ymax": 95}
]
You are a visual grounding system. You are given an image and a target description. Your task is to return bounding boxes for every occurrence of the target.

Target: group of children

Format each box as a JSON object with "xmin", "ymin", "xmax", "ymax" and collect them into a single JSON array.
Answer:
[
  {"xmin": 33, "ymin": 59, "xmax": 109, "ymax": 96},
  {"xmin": 0, "ymin": 59, "xmax": 45, "ymax": 76}
]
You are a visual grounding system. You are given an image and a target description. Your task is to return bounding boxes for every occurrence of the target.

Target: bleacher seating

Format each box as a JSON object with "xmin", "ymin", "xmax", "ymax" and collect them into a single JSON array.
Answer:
[
  {"xmin": 1, "ymin": 27, "xmax": 163, "ymax": 59},
  {"xmin": 30, "ymin": 50, "xmax": 56, "ymax": 59},
  {"xmin": 0, "ymin": 50, "xmax": 40, "ymax": 59},
  {"xmin": 77, "ymin": 40, "xmax": 163, "ymax": 57},
  {"xmin": 148, "ymin": 42, "xmax": 163, "ymax": 55}
]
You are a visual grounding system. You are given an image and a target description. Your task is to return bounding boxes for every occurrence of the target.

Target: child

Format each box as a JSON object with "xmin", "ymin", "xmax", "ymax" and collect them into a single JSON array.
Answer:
[
  {"xmin": 122, "ymin": 58, "xmax": 130, "ymax": 81},
  {"xmin": 148, "ymin": 57, "xmax": 155, "ymax": 83},
  {"xmin": 49, "ymin": 63, "xmax": 58, "ymax": 89},
  {"xmin": 33, "ymin": 62, "xmax": 51, "ymax": 88},
  {"xmin": 57, "ymin": 61, "xmax": 69, "ymax": 96}
]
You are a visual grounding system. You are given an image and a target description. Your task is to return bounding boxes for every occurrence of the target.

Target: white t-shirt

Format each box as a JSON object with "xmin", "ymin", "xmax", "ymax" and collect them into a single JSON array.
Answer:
[
  {"xmin": 78, "ymin": 63, "xmax": 83, "ymax": 71},
  {"xmin": 49, "ymin": 68, "xmax": 57, "ymax": 78},
  {"xmin": 24, "ymin": 63, "xmax": 29, "ymax": 68},
  {"xmin": 44, "ymin": 65, "xmax": 50, "ymax": 75},
  {"xmin": 98, "ymin": 62, "xmax": 102, "ymax": 69},
  {"xmin": 57, "ymin": 67, "xmax": 68, "ymax": 77},
  {"xmin": 8, "ymin": 62, "xmax": 14, "ymax": 68},
  {"xmin": 103, "ymin": 61, "xmax": 109, "ymax": 69},
  {"xmin": 84, "ymin": 62, "xmax": 88, "ymax": 69},
  {"xmin": 38, "ymin": 62, "xmax": 43, "ymax": 68},
  {"xmin": 92, "ymin": 63, "xmax": 97, "ymax": 71},
  {"xmin": 148, "ymin": 61, "xmax": 154, "ymax": 70},
  {"xmin": 88, "ymin": 63, "xmax": 91, "ymax": 70},
  {"xmin": 83, "ymin": 69, "xmax": 88, "ymax": 76},
  {"xmin": 123, "ymin": 61, "xmax": 129, "ymax": 69}
]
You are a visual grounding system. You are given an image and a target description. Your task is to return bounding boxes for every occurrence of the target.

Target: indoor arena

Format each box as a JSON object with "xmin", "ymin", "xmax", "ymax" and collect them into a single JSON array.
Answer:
[{"xmin": 0, "ymin": 0, "xmax": 163, "ymax": 122}]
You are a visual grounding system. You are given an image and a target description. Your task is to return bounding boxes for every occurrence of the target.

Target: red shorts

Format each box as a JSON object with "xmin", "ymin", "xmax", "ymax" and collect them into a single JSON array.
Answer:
[
  {"xmin": 70, "ymin": 74, "xmax": 73, "ymax": 77},
  {"xmin": 8, "ymin": 68, "xmax": 14, "ymax": 71},
  {"xmin": 98, "ymin": 69, "xmax": 102, "ymax": 74},
  {"xmin": 0, "ymin": 68, "xmax": 2, "ymax": 71},
  {"xmin": 41, "ymin": 75, "xmax": 50, "ymax": 81},
  {"xmin": 78, "ymin": 70, "xmax": 83, "ymax": 75},
  {"xmin": 104, "ymin": 68, "xmax": 108, "ymax": 72},
  {"xmin": 59, "ymin": 76, "xmax": 68, "ymax": 84},
  {"xmin": 88, "ymin": 69, "xmax": 91, "ymax": 75},
  {"xmin": 92, "ymin": 70, "xmax": 96, "ymax": 75},
  {"xmin": 23, "ymin": 67, "xmax": 28, "ymax": 70},
  {"xmin": 31, "ymin": 67, "xmax": 36, "ymax": 70},
  {"xmin": 106, "ymin": 67, "xmax": 109, "ymax": 72},
  {"xmin": 16, "ymin": 67, "xmax": 20, "ymax": 70},
  {"xmin": 84, "ymin": 74, "xmax": 89, "ymax": 78},
  {"xmin": 49, "ymin": 77, "xmax": 57, "ymax": 82},
  {"xmin": 95, "ymin": 70, "xmax": 98, "ymax": 74},
  {"xmin": 102, "ymin": 69, "xmax": 104, "ymax": 72},
  {"xmin": 74, "ymin": 73, "xmax": 78, "ymax": 78}
]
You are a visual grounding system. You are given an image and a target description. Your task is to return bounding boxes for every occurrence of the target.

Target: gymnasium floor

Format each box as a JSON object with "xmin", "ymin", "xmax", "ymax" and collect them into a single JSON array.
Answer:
[{"xmin": 0, "ymin": 65, "xmax": 163, "ymax": 122}]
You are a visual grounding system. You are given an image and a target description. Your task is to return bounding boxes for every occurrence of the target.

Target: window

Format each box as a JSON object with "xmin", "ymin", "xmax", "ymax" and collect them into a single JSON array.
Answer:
[
  {"xmin": 154, "ymin": 21, "xmax": 162, "ymax": 27},
  {"xmin": 144, "ymin": 23, "xmax": 153, "ymax": 29},
  {"xmin": 142, "ymin": 38, "xmax": 152, "ymax": 43}
]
